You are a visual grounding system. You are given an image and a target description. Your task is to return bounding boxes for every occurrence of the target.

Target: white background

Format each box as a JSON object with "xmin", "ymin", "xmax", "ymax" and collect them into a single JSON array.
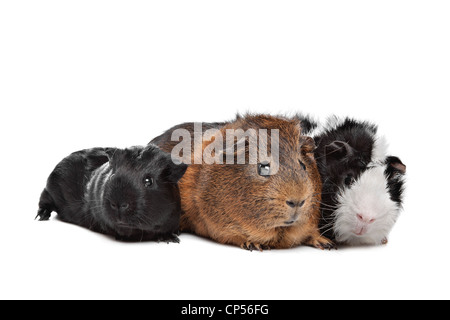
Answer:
[{"xmin": 1, "ymin": 1, "xmax": 449, "ymax": 300}]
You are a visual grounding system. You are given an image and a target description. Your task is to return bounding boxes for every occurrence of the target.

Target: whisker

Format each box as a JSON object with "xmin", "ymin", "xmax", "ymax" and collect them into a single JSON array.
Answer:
[
  {"xmin": 318, "ymin": 202, "xmax": 339, "ymax": 209},
  {"xmin": 320, "ymin": 225, "xmax": 335, "ymax": 237}
]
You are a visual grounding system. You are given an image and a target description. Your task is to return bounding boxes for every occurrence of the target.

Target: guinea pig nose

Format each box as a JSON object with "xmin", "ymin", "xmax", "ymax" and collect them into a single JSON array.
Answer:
[
  {"xmin": 357, "ymin": 213, "xmax": 376, "ymax": 224},
  {"xmin": 286, "ymin": 200, "xmax": 306, "ymax": 208}
]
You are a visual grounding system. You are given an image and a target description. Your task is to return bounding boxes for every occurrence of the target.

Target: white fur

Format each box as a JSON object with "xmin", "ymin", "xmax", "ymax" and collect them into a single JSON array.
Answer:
[
  {"xmin": 85, "ymin": 162, "xmax": 110, "ymax": 202},
  {"xmin": 307, "ymin": 115, "xmax": 343, "ymax": 139},
  {"xmin": 324, "ymin": 115, "xmax": 343, "ymax": 131},
  {"xmin": 307, "ymin": 119, "xmax": 325, "ymax": 138},
  {"xmin": 371, "ymin": 135, "xmax": 389, "ymax": 163},
  {"xmin": 333, "ymin": 166, "xmax": 401, "ymax": 245}
]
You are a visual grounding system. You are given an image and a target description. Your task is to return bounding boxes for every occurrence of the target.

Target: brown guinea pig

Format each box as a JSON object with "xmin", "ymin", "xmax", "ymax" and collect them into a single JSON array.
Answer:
[{"xmin": 150, "ymin": 114, "xmax": 335, "ymax": 251}]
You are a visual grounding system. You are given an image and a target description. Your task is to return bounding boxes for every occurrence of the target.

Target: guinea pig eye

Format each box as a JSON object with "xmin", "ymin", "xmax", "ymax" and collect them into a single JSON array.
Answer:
[
  {"xmin": 344, "ymin": 174, "xmax": 355, "ymax": 186},
  {"xmin": 257, "ymin": 162, "xmax": 270, "ymax": 176},
  {"xmin": 144, "ymin": 177, "xmax": 154, "ymax": 188},
  {"xmin": 358, "ymin": 160, "xmax": 367, "ymax": 169},
  {"xmin": 299, "ymin": 159, "xmax": 306, "ymax": 170}
]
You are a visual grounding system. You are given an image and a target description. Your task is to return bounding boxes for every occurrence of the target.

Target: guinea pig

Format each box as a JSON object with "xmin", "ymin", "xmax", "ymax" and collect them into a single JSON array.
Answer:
[
  {"xmin": 312, "ymin": 116, "xmax": 406, "ymax": 245},
  {"xmin": 151, "ymin": 114, "xmax": 335, "ymax": 251},
  {"xmin": 36, "ymin": 144, "xmax": 188, "ymax": 242},
  {"xmin": 331, "ymin": 156, "xmax": 406, "ymax": 245}
]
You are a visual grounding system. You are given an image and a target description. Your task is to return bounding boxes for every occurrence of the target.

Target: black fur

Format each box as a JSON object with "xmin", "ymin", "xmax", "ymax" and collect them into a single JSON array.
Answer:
[
  {"xmin": 384, "ymin": 156, "xmax": 406, "ymax": 206},
  {"xmin": 291, "ymin": 113, "xmax": 319, "ymax": 134},
  {"xmin": 36, "ymin": 144, "xmax": 187, "ymax": 242},
  {"xmin": 314, "ymin": 118, "xmax": 378, "ymax": 240}
]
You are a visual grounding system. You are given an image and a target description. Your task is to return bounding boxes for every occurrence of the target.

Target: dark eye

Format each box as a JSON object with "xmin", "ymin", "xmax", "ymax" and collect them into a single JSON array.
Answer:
[
  {"xmin": 344, "ymin": 174, "xmax": 355, "ymax": 186},
  {"xmin": 358, "ymin": 160, "xmax": 367, "ymax": 169},
  {"xmin": 258, "ymin": 162, "xmax": 270, "ymax": 176},
  {"xmin": 299, "ymin": 159, "xmax": 306, "ymax": 170},
  {"xmin": 144, "ymin": 177, "xmax": 154, "ymax": 187}
]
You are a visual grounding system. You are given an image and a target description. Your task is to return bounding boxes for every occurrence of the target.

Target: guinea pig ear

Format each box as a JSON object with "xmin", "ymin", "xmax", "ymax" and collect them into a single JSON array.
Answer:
[
  {"xmin": 104, "ymin": 148, "xmax": 118, "ymax": 160},
  {"xmin": 300, "ymin": 136, "xmax": 316, "ymax": 154},
  {"xmin": 324, "ymin": 140, "xmax": 354, "ymax": 162},
  {"xmin": 107, "ymin": 148, "xmax": 128, "ymax": 167},
  {"xmin": 85, "ymin": 148, "xmax": 115, "ymax": 171},
  {"xmin": 385, "ymin": 156, "xmax": 406, "ymax": 177},
  {"xmin": 162, "ymin": 160, "xmax": 188, "ymax": 183}
]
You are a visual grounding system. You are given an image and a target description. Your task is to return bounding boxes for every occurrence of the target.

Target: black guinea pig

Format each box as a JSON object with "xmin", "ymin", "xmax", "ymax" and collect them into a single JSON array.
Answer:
[
  {"xmin": 36, "ymin": 144, "xmax": 188, "ymax": 242},
  {"xmin": 311, "ymin": 116, "xmax": 406, "ymax": 245}
]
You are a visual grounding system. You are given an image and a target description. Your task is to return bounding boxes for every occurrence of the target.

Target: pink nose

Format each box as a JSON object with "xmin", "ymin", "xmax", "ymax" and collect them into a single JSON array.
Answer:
[{"xmin": 357, "ymin": 213, "xmax": 376, "ymax": 224}]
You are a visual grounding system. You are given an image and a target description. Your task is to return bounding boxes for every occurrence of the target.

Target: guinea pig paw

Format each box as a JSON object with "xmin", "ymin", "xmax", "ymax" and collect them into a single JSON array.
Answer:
[
  {"xmin": 307, "ymin": 236, "xmax": 337, "ymax": 251},
  {"xmin": 35, "ymin": 208, "xmax": 51, "ymax": 221},
  {"xmin": 240, "ymin": 242, "xmax": 270, "ymax": 252},
  {"xmin": 157, "ymin": 234, "xmax": 180, "ymax": 244},
  {"xmin": 167, "ymin": 234, "xmax": 181, "ymax": 244}
]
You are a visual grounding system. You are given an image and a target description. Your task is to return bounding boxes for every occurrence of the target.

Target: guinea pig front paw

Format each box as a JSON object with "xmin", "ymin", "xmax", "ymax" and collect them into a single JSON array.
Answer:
[
  {"xmin": 240, "ymin": 242, "xmax": 271, "ymax": 252},
  {"xmin": 157, "ymin": 234, "xmax": 180, "ymax": 244},
  {"xmin": 35, "ymin": 208, "xmax": 51, "ymax": 221},
  {"xmin": 305, "ymin": 236, "xmax": 337, "ymax": 251}
]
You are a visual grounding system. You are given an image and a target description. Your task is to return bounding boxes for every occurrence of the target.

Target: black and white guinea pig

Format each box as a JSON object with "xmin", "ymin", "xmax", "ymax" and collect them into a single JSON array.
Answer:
[
  {"xmin": 309, "ymin": 116, "xmax": 406, "ymax": 245},
  {"xmin": 36, "ymin": 144, "xmax": 187, "ymax": 242}
]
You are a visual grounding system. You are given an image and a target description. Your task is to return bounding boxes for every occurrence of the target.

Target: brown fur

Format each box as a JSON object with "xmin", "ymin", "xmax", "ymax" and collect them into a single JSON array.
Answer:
[{"xmin": 152, "ymin": 114, "xmax": 335, "ymax": 250}]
